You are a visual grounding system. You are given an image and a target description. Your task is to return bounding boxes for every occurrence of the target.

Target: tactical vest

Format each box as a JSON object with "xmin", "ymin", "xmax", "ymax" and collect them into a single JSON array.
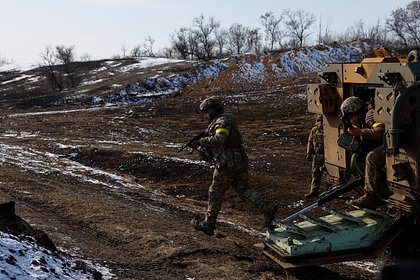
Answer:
[
  {"xmin": 312, "ymin": 126, "xmax": 324, "ymax": 155},
  {"xmin": 204, "ymin": 113, "xmax": 246, "ymax": 169}
]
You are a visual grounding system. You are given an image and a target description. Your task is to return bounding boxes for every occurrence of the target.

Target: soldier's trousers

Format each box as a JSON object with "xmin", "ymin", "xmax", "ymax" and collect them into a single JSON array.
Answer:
[
  {"xmin": 365, "ymin": 145, "xmax": 392, "ymax": 198},
  {"xmin": 310, "ymin": 154, "xmax": 324, "ymax": 192},
  {"xmin": 204, "ymin": 159, "xmax": 272, "ymax": 226}
]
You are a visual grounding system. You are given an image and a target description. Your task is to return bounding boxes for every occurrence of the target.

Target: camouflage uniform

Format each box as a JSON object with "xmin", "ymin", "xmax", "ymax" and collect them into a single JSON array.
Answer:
[
  {"xmin": 306, "ymin": 116, "xmax": 324, "ymax": 198},
  {"xmin": 341, "ymin": 97, "xmax": 391, "ymax": 208},
  {"xmin": 190, "ymin": 98, "xmax": 277, "ymax": 236},
  {"xmin": 360, "ymin": 109, "xmax": 392, "ymax": 201}
]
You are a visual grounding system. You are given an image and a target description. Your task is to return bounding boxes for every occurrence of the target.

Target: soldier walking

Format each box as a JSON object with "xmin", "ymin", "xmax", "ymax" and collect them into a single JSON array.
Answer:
[{"xmin": 188, "ymin": 97, "xmax": 278, "ymax": 236}]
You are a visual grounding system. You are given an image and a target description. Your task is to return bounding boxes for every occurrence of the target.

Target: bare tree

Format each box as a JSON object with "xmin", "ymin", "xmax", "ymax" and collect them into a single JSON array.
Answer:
[
  {"xmin": 246, "ymin": 28, "xmax": 262, "ymax": 53},
  {"xmin": 192, "ymin": 14, "xmax": 220, "ymax": 60},
  {"xmin": 161, "ymin": 47, "xmax": 175, "ymax": 58},
  {"xmin": 143, "ymin": 36, "xmax": 155, "ymax": 57},
  {"xmin": 228, "ymin": 23, "xmax": 248, "ymax": 54},
  {"xmin": 38, "ymin": 45, "xmax": 81, "ymax": 91},
  {"xmin": 283, "ymin": 9, "xmax": 316, "ymax": 48},
  {"xmin": 317, "ymin": 15, "xmax": 334, "ymax": 45},
  {"xmin": 387, "ymin": 7, "xmax": 410, "ymax": 47},
  {"xmin": 188, "ymin": 30, "xmax": 200, "ymax": 60},
  {"xmin": 387, "ymin": 1, "xmax": 420, "ymax": 47},
  {"xmin": 214, "ymin": 28, "xmax": 229, "ymax": 57},
  {"xmin": 170, "ymin": 27, "xmax": 192, "ymax": 59},
  {"xmin": 405, "ymin": 1, "xmax": 420, "ymax": 44},
  {"xmin": 55, "ymin": 45, "xmax": 78, "ymax": 87},
  {"xmin": 350, "ymin": 19, "xmax": 367, "ymax": 41},
  {"xmin": 0, "ymin": 54, "xmax": 8, "ymax": 67},
  {"xmin": 79, "ymin": 53, "xmax": 91, "ymax": 62},
  {"xmin": 39, "ymin": 46, "xmax": 63, "ymax": 91},
  {"xmin": 367, "ymin": 20, "xmax": 388, "ymax": 46},
  {"xmin": 120, "ymin": 42, "xmax": 128, "ymax": 58},
  {"xmin": 259, "ymin": 11, "xmax": 283, "ymax": 51},
  {"xmin": 55, "ymin": 45, "xmax": 75, "ymax": 63},
  {"xmin": 131, "ymin": 44, "xmax": 143, "ymax": 58}
]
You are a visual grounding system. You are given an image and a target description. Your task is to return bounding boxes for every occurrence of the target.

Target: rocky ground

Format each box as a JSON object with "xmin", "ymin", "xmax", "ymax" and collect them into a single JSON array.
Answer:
[{"xmin": 0, "ymin": 55, "xmax": 388, "ymax": 279}]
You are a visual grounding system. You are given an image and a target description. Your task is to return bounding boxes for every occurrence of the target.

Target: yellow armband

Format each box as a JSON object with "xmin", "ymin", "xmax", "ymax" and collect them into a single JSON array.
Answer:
[
  {"xmin": 215, "ymin": 127, "xmax": 229, "ymax": 136},
  {"xmin": 372, "ymin": 122, "xmax": 382, "ymax": 128}
]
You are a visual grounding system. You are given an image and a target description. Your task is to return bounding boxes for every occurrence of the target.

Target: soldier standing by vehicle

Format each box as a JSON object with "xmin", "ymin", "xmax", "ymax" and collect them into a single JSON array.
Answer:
[
  {"xmin": 340, "ymin": 96, "xmax": 392, "ymax": 209},
  {"xmin": 188, "ymin": 97, "xmax": 278, "ymax": 236},
  {"xmin": 305, "ymin": 114, "xmax": 325, "ymax": 199}
]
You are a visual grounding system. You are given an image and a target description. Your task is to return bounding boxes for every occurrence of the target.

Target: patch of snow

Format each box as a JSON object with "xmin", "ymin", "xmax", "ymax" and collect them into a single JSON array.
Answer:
[
  {"xmin": 27, "ymin": 76, "xmax": 42, "ymax": 83},
  {"xmin": 0, "ymin": 232, "xmax": 114, "ymax": 279},
  {"xmin": 0, "ymin": 143, "xmax": 144, "ymax": 191},
  {"xmin": 287, "ymin": 199, "xmax": 305, "ymax": 209},
  {"xmin": 56, "ymin": 143, "xmax": 82, "ymax": 149},
  {"xmin": 119, "ymin": 57, "xmax": 184, "ymax": 72},
  {"xmin": 0, "ymin": 74, "xmax": 34, "ymax": 85},
  {"xmin": 233, "ymin": 61, "xmax": 267, "ymax": 83},
  {"xmin": 91, "ymin": 66, "xmax": 108, "ymax": 73},
  {"xmin": 0, "ymin": 131, "xmax": 39, "ymax": 138},
  {"xmin": 80, "ymin": 79, "xmax": 104, "ymax": 86},
  {"xmin": 4, "ymin": 107, "xmax": 119, "ymax": 118},
  {"xmin": 103, "ymin": 61, "xmax": 121, "ymax": 67},
  {"xmin": 344, "ymin": 260, "xmax": 382, "ymax": 274}
]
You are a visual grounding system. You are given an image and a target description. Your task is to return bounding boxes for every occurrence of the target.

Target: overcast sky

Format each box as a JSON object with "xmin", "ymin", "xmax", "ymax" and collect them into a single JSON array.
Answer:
[{"xmin": 0, "ymin": 0, "xmax": 414, "ymax": 68}]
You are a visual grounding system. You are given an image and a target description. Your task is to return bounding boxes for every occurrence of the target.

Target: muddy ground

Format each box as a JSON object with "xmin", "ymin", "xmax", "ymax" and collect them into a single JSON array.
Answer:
[{"xmin": 0, "ymin": 68, "xmax": 384, "ymax": 279}]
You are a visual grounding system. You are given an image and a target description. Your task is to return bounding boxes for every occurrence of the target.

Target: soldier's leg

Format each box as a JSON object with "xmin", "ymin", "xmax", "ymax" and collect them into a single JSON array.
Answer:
[
  {"xmin": 191, "ymin": 168, "xmax": 230, "ymax": 236},
  {"xmin": 232, "ymin": 162, "xmax": 277, "ymax": 227},
  {"xmin": 310, "ymin": 154, "xmax": 324, "ymax": 193},
  {"xmin": 306, "ymin": 154, "xmax": 324, "ymax": 198},
  {"xmin": 365, "ymin": 145, "xmax": 391, "ymax": 198},
  {"xmin": 353, "ymin": 145, "xmax": 387, "ymax": 209},
  {"xmin": 204, "ymin": 168, "xmax": 231, "ymax": 226}
]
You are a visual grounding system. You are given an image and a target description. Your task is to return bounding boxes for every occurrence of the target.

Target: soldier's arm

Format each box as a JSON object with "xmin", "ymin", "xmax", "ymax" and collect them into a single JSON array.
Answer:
[
  {"xmin": 198, "ymin": 125, "xmax": 229, "ymax": 148},
  {"xmin": 361, "ymin": 123, "xmax": 385, "ymax": 141},
  {"xmin": 307, "ymin": 127, "xmax": 315, "ymax": 154},
  {"xmin": 360, "ymin": 108, "xmax": 385, "ymax": 141}
]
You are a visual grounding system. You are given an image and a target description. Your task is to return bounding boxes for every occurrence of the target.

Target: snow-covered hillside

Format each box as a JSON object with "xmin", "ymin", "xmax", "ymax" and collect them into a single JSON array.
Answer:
[{"xmin": 105, "ymin": 42, "xmax": 371, "ymax": 105}]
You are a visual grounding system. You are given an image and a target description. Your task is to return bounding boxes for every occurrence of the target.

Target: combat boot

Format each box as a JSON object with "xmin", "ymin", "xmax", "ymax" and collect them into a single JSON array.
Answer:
[
  {"xmin": 190, "ymin": 218, "xmax": 215, "ymax": 236},
  {"xmin": 351, "ymin": 193, "xmax": 383, "ymax": 210},
  {"xmin": 263, "ymin": 202, "xmax": 278, "ymax": 228}
]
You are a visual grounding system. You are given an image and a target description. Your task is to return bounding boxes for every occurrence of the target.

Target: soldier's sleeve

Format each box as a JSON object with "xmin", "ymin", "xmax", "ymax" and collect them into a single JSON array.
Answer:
[
  {"xmin": 199, "ymin": 118, "xmax": 230, "ymax": 147},
  {"xmin": 307, "ymin": 127, "xmax": 315, "ymax": 154},
  {"xmin": 361, "ymin": 123, "xmax": 385, "ymax": 141},
  {"xmin": 362, "ymin": 108, "xmax": 385, "ymax": 141}
]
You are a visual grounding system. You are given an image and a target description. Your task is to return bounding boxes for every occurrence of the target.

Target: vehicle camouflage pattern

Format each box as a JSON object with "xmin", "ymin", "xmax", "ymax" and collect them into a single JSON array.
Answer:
[{"xmin": 263, "ymin": 48, "xmax": 420, "ymax": 268}]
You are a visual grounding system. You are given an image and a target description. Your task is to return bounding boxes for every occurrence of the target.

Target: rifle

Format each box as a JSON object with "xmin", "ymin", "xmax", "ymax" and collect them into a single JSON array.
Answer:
[
  {"xmin": 278, "ymin": 176, "xmax": 363, "ymax": 223},
  {"xmin": 338, "ymin": 113, "xmax": 362, "ymax": 153},
  {"xmin": 178, "ymin": 131, "xmax": 208, "ymax": 152}
]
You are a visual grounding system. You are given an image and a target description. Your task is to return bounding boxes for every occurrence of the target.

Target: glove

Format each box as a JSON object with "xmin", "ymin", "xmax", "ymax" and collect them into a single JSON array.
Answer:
[{"xmin": 306, "ymin": 153, "xmax": 313, "ymax": 161}]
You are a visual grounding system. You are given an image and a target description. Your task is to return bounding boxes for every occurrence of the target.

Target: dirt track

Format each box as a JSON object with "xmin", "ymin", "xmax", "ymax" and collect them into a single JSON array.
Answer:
[{"xmin": 0, "ymin": 74, "xmax": 381, "ymax": 279}]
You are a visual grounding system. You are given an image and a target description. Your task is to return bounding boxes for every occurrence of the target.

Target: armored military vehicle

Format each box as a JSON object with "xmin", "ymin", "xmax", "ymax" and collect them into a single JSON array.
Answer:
[{"xmin": 263, "ymin": 48, "xmax": 420, "ymax": 268}]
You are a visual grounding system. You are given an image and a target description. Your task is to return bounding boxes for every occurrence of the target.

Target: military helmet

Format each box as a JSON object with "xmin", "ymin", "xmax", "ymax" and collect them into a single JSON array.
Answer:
[
  {"xmin": 198, "ymin": 97, "xmax": 224, "ymax": 117},
  {"xmin": 340, "ymin": 96, "xmax": 365, "ymax": 116}
]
